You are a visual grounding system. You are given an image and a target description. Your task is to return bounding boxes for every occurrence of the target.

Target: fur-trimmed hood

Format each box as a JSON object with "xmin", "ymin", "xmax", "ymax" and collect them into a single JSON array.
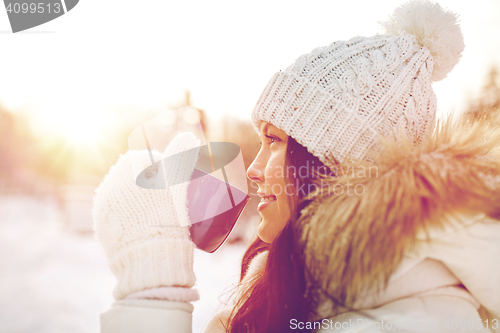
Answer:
[{"xmin": 296, "ymin": 110, "xmax": 500, "ymax": 318}]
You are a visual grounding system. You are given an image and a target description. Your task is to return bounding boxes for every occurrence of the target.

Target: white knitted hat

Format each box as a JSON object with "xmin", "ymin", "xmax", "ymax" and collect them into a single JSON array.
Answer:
[{"xmin": 251, "ymin": 0, "xmax": 464, "ymax": 167}]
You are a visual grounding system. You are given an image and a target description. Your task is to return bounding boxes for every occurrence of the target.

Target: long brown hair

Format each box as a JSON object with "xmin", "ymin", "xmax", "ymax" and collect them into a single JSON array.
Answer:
[{"xmin": 226, "ymin": 136, "xmax": 334, "ymax": 332}]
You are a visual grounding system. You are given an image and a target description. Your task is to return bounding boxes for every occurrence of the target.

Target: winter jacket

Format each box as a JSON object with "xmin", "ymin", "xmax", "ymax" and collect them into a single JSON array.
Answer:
[{"xmin": 100, "ymin": 112, "xmax": 500, "ymax": 332}]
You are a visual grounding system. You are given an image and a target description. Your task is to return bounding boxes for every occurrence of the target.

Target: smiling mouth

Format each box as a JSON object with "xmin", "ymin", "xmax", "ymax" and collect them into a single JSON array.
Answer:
[
  {"xmin": 260, "ymin": 196, "xmax": 276, "ymax": 203},
  {"xmin": 258, "ymin": 195, "xmax": 276, "ymax": 211}
]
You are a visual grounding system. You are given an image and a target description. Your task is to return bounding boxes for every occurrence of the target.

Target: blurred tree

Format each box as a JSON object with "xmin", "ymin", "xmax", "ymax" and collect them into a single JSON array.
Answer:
[
  {"xmin": 35, "ymin": 135, "xmax": 71, "ymax": 183},
  {"xmin": 0, "ymin": 95, "xmax": 213, "ymax": 193},
  {"xmin": 0, "ymin": 105, "xmax": 65, "ymax": 193}
]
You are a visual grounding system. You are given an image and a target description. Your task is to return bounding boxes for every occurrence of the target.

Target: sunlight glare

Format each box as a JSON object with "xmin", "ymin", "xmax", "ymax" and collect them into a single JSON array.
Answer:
[{"xmin": 32, "ymin": 104, "xmax": 111, "ymax": 145}]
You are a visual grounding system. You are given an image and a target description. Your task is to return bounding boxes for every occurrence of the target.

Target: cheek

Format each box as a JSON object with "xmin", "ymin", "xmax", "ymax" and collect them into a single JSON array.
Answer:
[
  {"xmin": 258, "ymin": 146, "xmax": 294, "ymax": 243},
  {"xmin": 265, "ymin": 154, "xmax": 286, "ymax": 188}
]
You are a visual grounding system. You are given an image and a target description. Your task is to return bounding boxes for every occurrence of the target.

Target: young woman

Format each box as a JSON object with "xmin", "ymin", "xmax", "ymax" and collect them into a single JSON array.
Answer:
[{"xmin": 93, "ymin": 1, "xmax": 500, "ymax": 332}]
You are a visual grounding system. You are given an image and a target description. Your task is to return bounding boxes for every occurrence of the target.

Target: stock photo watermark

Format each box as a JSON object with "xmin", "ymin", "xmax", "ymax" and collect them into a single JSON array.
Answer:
[
  {"xmin": 290, "ymin": 318, "xmax": 499, "ymax": 331},
  {"xmin": 3, "ymin": 0, "xmax": 79, "ymax": 33},
  {"xmin": 249, "ymin": 161, "xmax": 380, "ymax": 197}
]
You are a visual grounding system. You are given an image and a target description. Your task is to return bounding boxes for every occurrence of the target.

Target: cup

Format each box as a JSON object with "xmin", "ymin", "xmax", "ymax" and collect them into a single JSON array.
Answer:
[
  {"xmin": 187, "ymin": 168, "xmax": 250, "ymax": 253},
  {"xmin": 130, "ymin": 108, "xmax": 251, "ymax": 253}
]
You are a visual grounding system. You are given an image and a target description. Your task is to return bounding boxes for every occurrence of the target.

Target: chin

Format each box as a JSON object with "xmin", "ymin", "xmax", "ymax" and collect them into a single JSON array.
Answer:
[{"xmin": 257, "ymin": 221, "xmax": 274, "ymax": 244}]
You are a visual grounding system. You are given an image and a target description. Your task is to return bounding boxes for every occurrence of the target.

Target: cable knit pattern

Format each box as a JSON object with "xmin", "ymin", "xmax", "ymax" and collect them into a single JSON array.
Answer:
[
  {"xmin": 93, "ymin": 132, "xmax": 201, "ymax": 300},
  {"xmin": 251, "ymin": 0, "xmax": 464, "ymax": 167}
]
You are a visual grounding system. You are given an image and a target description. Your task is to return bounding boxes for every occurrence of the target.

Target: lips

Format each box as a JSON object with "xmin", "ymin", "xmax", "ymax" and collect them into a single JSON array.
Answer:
[
  {"xmin": 259, "ymin": 196, "xmax": 276, "ymax": 203},
  {"xmin": 257, "ymin": 195, "xmax": 277, "ymax": 211}
]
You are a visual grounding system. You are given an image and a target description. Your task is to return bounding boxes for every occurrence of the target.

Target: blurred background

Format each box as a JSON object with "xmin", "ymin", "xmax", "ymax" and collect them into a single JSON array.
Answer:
[{"xmin": 0, "ymin": 0, "xmax": 499, "ymax": 332}]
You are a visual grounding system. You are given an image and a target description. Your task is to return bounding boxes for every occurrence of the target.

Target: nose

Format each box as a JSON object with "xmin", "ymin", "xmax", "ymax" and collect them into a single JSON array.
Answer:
[{"xmin": 247, "ymin": 153, "xmax": 265, "ymax": 184}]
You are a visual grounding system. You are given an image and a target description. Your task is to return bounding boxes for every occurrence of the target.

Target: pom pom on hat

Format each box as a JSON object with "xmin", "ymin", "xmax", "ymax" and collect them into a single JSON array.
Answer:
[{"xmin": 379, "ymin": 0, "xmax": 464, "ymax": 82}]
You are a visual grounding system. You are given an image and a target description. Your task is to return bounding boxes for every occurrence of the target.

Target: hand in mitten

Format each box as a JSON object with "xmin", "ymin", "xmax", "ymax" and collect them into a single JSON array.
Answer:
[{"xmin": 93, "ymin": 132, "xmax": 200, "ymax": 301}]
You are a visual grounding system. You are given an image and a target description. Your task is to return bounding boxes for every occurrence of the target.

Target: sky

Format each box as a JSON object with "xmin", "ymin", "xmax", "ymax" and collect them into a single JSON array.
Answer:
[{"xmin": 0, "ymin": 0, "xmax": 499, "ymax": 141}]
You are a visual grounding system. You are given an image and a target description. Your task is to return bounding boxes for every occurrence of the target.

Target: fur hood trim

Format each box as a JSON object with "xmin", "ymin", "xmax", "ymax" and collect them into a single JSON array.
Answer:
[{"xmin": 297, "ymin": 111, "xmax": 500, "ymax": 314}]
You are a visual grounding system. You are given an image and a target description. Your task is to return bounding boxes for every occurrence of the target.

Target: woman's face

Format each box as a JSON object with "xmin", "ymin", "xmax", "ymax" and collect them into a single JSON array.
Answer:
[{"xmin": 247, "ymin": 121, "xmax": 295, "ymax": 243}]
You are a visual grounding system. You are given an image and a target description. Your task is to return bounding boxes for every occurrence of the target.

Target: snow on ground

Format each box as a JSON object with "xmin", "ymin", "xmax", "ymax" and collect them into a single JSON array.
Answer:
[{"xmin": 0, "ymin": 195, "xmax": 247, "ymax": 333}]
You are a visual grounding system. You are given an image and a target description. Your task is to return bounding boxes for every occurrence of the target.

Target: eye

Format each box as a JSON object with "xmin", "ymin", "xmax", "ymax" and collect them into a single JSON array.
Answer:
[{"xmin": 265, "ymin": 134, "xmax": 280, "ymax": 145}]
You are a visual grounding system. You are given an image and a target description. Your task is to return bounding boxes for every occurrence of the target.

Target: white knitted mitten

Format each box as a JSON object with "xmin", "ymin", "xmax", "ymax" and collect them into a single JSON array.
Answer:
[{"xmin": 93, "ymin": 132, "xmax": 200, "ymax": 300}]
